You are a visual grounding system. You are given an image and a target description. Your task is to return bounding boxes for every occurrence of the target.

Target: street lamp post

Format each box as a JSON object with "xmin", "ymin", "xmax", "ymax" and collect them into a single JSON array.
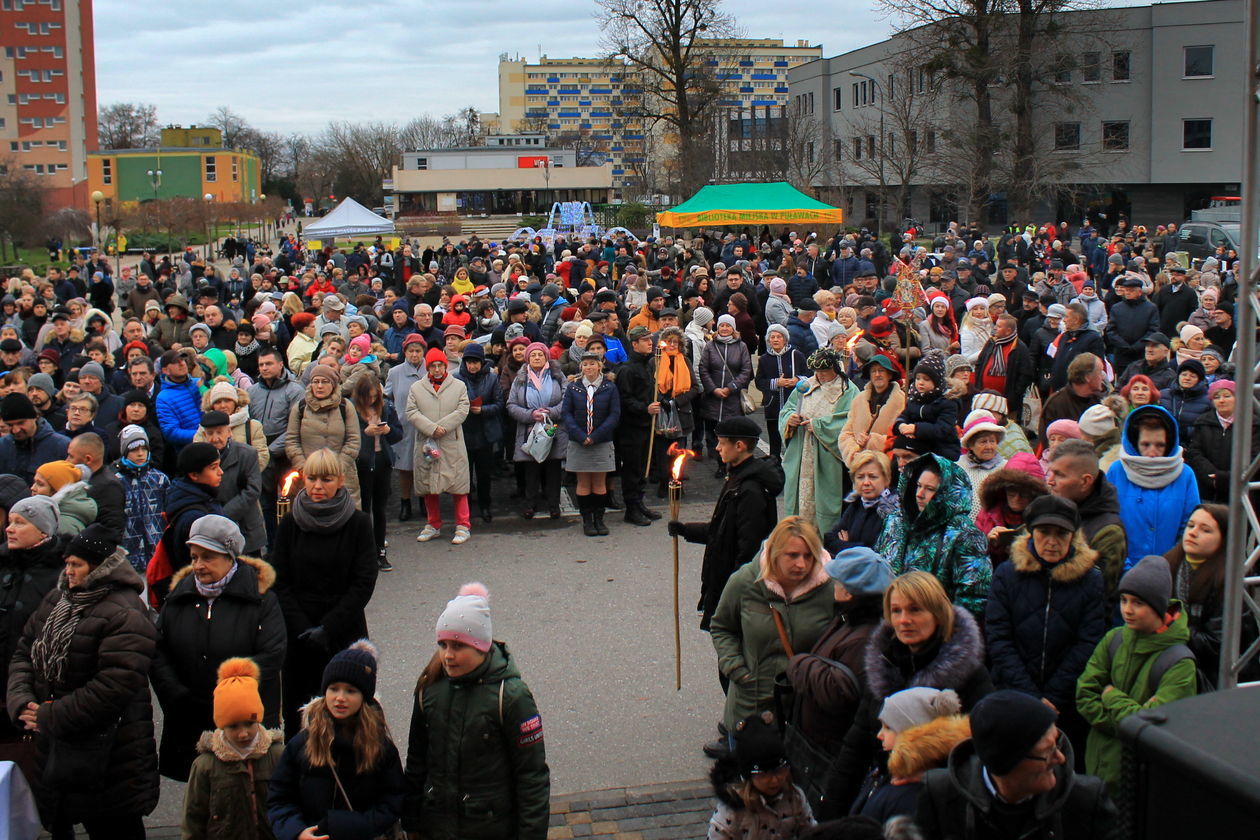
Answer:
[
  {"xmin": 850, "ymin": 71, "xmax": 886, "ymax": 242},
  {"xmin": 146, "ymin": 168, "xmax": 163, "ymax": 250},
  {"xmin": 90, "ymin": 190, "xmax": 104, "ymax": 256},
  {"xmin": 204, "ymin": 193, "xmax": 215, "ymax": 263}
]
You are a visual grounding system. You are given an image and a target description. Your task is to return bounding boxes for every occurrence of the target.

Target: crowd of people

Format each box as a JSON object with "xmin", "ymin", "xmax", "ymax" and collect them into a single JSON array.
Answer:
[{"xmin": 0, "ymin": 215, "xmax": 1248, "ymax": 840}]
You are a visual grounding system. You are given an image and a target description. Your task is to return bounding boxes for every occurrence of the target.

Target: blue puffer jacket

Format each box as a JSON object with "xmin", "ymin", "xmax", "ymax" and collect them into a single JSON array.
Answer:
[
  {"xmin": 786, "ymin": 273, "xmax": 819, "ymax": 306},
  {"xmin": 561, "ymin": 375, "xmax": 621, "ymax": 445},
  {"xmin": 1160, "ymin": 380, "xmax": 1210, "ymax": 447},
  {"xmin": 1105, "ymin": 404, "xmax": 1200, "ymax": 571},
  {"xmin": 0, "ymin": 418, "xmax": 68, "ymax": 484},
  {"xmin": 155, "ymin": 375, "xmax": 203, "ymax": 446},
  {"xmin": 454, "ymin": 359, "xmax": 503, "ymax": 449},
  {"xmin": 985, "ymin": 532, "xmax": 1107, "ymax": 709},
  {"xmin": 785, "ymin": 316, "xmax": 818, "ymax": 357}
]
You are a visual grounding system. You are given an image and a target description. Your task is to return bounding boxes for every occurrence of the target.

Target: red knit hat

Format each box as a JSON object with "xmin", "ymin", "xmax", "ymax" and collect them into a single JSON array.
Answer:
[{"xmin": 425, "ymin": 347, "xmax": 448, "ymax": 368}]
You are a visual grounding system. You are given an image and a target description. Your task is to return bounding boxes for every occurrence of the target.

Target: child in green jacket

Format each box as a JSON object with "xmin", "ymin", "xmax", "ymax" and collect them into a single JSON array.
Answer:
[
  {"xmin": 182, "ymin": 658, "xmax": 285, "ymax": 840},
  {"xmin": 1076, "ymin": 554, "xmax": 1198, "ymax": 795}
]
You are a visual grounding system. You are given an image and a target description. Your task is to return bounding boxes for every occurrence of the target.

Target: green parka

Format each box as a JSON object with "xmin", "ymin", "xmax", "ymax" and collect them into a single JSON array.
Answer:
[
  {"xmin": 403, "ymin": 642, "xmax": 550, "ymax": 840},
  {"xmin": 710, "ymin": 551, "xmax": 836, "ymax": 731},
  {"xmin": 1075, "ymin": 603, "xmax": 1197, "ymax": 795},
  {"xmin": 182, "ymin": 727, "xmax": 285, "ymax": 840}
]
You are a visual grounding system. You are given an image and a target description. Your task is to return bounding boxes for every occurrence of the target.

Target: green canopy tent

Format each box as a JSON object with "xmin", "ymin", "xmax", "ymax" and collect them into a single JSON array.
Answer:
[{"xmin": 656, "ymin": 182, "xmax": 844, "ymax": 228}]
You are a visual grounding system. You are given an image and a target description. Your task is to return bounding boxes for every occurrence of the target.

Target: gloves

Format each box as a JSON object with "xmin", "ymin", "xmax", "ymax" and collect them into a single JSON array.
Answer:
[
  {"xmin": 667, "ymin": 520, "xmax": 686, "ymax": 538},
  {"xmin": 298, "ymin": 625, "xmax": 330, "ymax": 652}
]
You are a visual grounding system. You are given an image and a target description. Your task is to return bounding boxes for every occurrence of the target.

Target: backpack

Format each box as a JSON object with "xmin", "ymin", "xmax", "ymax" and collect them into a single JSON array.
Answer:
[
  {"xmin": 1106, "ymin": 631, "xmax": 1201, "ymax": 694},
  {"xmin": 144, "ymin": 497, "xmax": 217, "ymax": 609}
]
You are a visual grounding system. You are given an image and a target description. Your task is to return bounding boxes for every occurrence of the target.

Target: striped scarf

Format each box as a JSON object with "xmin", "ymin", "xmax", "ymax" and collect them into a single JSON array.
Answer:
[
  {"xmin": 31, "ymin": 551, "xmax": 121, "ymax": 688},
  {"xmin": 987, "ymin": 331, "xmax": 1018, "ymax": 377}
]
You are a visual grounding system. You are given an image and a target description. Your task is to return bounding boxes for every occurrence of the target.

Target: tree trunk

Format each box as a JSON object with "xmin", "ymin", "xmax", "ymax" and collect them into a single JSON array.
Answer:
[{"xmin": 1010, "ymin": 1, "xmax": 1040, "ymax": 220}]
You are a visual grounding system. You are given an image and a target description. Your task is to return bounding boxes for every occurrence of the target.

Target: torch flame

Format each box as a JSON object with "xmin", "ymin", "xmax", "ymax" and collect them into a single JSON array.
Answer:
[
  {"xmin": 280, "ymin": 470, "xmax": 301, "ymax": 497},
  {"xmin": 844, "ymin": 329, "xmax": 865, "ymax": 352},
  {"xmin": 667, "ymin": 442, "xmax": 696, "ymax": 482}
]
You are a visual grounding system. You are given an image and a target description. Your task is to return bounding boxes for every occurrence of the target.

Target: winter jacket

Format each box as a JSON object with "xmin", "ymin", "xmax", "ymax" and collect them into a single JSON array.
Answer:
[
  {"xmin": 755, "ymin": 347, "xmax": 808, "ymax": 419},
  {"xmin": 973, "ymin": 338, "xmax": 1035, "ymax": 420},
  {"xmin": 891, "ymin": 394, "xmax": 960, "ymax": 462},
  {"xmin": 0, "ymin": 417, "xmax": 69, "ymax": 483},
  {"xmin": 267, "ymin": 711, "xmax": 406, "ymax": 840},
  {"xmin": 708, "ymin": 756, "xmax": 815, "ymax": 840},
  {"xmin": 1116, "ymin": 358, "xmax": 1175, "ymax": 393},
  {"xmin": 560, "ymin": 374, "xmax": 620, "ymax": 446},
  {"xmin": 285, "ymin": 387, "xmax": 362, "ymax": 502},
  {"xmin": 1075, "ymin": 607, "xmax": 1197, "ymax": 795},
  {"xmin": 821, "ymin": 607, "xmax": 994, "ymax": 817},
  {"xmin": 876, "ymin": 454, "xmax": 991, "ymax": 617},
  {"xmin": 915, "ymin": 737, "xmax": 1117, "ymax": 840},
  {"xmin": 385, "ymin": 359, "xmax": 425, "ymax": 468},
  {"xmin": 985, "ymin": 533, "xmax": 1106, "ymax": 709},
  {"xmin": 286, "ymin": 331, "xmax": 318, "ymax": 375},
  {"xmin": 271, "ymin": 501, "xmax": 377, "ymax": 648},
  {"xmin": 615, "ymin": 349, "xmax": 656, "ymax": 439},
  {"xmin": 785, "ymin": 595, "xmax": 883, "ymax": 756},
  {"xmin": 678, "ymin": 454, "xmax": 785, "ymax": 629},
  {"xmin": 152, "ymin": 555, "xmax": 286, "ymax": 781},
  {"xmin": 1103, "ymin": 297, "xmax": 1159, "ymax": 367},
  {"xmin": 455, "ymin": 360, "xmax": 504, "ymax": 449},
  {"xmin": 764, "ymin": 295, "xmax": 793, "ymax": 327},
  {"xmin": 353, "ymin": 399, "xmax": 403, "ymax": 474},
  {"xmin": 785, "ymin": 315, "xmax": 819, "ymax": 357},
  {"xmin": 156, "ymin": 375, "xmax": 204, "ymax": 447},
  {"xmin": 1106, "ymin": 405, "xmax": 1200, "ymax": 570},
  {"xmin": 824, "ymin": 490, "xmax": 897, "ymax": 554},
  {"xmin": 248, "ymin": 370, "xmax": 306, "ymax": 455},
  {"xmin": 1047, "ymin": 328, "xmax": 1107, "ymax": 393},
  {"xmin": 339, "ymin": 357, "xmax": 383, "ymax": 399},
  {"xmin": 210, "ymin": 439, "xmax": 267, "ymax": 553},
  {"xmin": 1154, "ymin": 282, "xmax": 1199, "ymax": 337},
  {"xmin": 50, "ymin": 479, "xmax": 97, "ymax": 535},
  {"xmin": 839, "ymin": 383, "xmax": 906, "ymax": 468},
  {"xmin": 710, "ymin": 554, "xmax": 836, "ymax": 730},
  {"xmin": 114, "ymin": 457, "xmax": 169, "ymax": 573},
  {"xmin": 1185, "ymin": 408, "xmax": 1259, "ymax": 503},
  {"xmin": 183, "ymin": 727, "xmax": 285, "ymax": 840},
  {"xmin": 1159, "ymin": 380, "xmax": 1209, "ymax": 446},
  {"xmin": 0, "ymin": 535, "xmax": 67, "ymax": 737},
  {"xmin": 1072, "ymin": 293, "xmax": 1108, "ymax": 333},
  {"xmin": 6, "ymin": 549, "xmax": 159, "ymax": 823},
  {"xmin": 402, "ymin": 643, "xmax": 551, "ymax": 840},
  {"xmin": 506, "ymin": 362, "xmax": 570, "ymax": 463},
  {"xmin": 162, "ymin": 478, "xmax": 224, "ymax": 579},
  {"xmin": 699, "ymin": 338, "xmax": 753, "ymax": 422},
  {"xmin": 855, "ymin": 715, "xmax": 971, "ymax": 823},
  {"xmin": 405, "ymin": 374, "xmax": 471, "ymax": 495}
]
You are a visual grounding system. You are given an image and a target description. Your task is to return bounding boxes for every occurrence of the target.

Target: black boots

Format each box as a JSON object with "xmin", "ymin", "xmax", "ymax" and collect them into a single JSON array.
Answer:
[
  {"xmin": 579, "ymin": 495, "xmax": 599, "ymax": 537},
  {"xmin": 638, "ymin": 501, "xmax": 662, "ymax": 521},
  {"xmin": 398, "ymin": 498, "xmax": 412, "ymax": 522},
  {"xmin": 592, "ymin": 493, "xmax": 609, "ymax": 536},
  {"xmin": 624, "ymin": 500, "xmax": 652, "ymax": 526}
]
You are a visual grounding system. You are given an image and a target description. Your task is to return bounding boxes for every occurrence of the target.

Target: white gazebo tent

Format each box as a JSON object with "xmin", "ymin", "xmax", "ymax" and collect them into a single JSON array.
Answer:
[{"xmin": 303, "ymin": 197, "xmax": 395, "ymax": 240}]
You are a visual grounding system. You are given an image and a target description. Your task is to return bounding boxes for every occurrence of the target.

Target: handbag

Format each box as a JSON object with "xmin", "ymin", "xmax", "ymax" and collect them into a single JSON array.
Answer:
[
  {"xmin": 42, "ymin": 722, "xmax": 118, "ymax": 788},
  {"xmin": 739, "ymin": 388, "xmax": 757, "ymax": 415},
  {"xmin": 656, "ymin": 402, "xmax": 684, "ymax": 438},
  {"xmin": 523, "ymin": 421, "xmax": 555, "ymax": 463}
]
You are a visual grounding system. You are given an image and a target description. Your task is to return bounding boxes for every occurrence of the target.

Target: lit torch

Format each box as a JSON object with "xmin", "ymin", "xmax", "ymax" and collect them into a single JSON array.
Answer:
[
  {"xmin": 843, "ymin": 328, "xmax": 865, "ymax": 355},
  {"xmin": 667, "ymin": 442, "xmax": 695, "ymax": 691},
  {"xmin": 276, "ymin": 469, "xmax": 301, "ymax": 522}
]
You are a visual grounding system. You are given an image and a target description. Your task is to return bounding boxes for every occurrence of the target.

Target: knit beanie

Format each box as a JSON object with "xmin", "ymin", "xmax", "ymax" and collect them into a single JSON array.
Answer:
[
  {"xmin": 824, "ymin": 547, "xmax": 894, "ymax": 598},
  {"xmin": 733, "ymin": 712, "xmax": 786, "ymax": 780},
  {"xmin": 765, "ymin": 324, "xmax": 790, "ymax": 344},
  {"xmin": 78, "ymin": 361, "xmax": 105, "ymax": 382},
  {"xmin": 1045, "ymin": 419, "xmax": 1083, "ymax": 440},
  {"xmin": 36, "ymin": 459, "xmax": 81, "ymax": 492},
  {"xmin": 120, "ymin": 423, "xmax": 149, "ymax": 454},
  {"xmin": 424, "ymin": 347, "xmax": 448, "ymax": 368},
  {"xmin": 214, "ymin": 657, "xmax": 265, "ymax": 728},
  {"xmin": 1119, "ymin": 554, "xmax": 1172, "ymax": 615},
  {"xmin": 251, "ymin": 313, "xmax": 271, "ymax": 331},
  {"xmin": 575, "ymin": 321, "xmax": 594, "ymax": 340},
  {"xmin": 208, "ymin": 381, "xmax": 239, "ymax": 406},
  {"xmin": 1177, "ymin": 358, "xmax": 1206, "ymax": 384},
  {"xmin": 349, "ymin": 334, "xmax": 372, "ymax": 357},
  {"xmin": 691, "ymin": 307, "xmax": 715, "ymax": 328},
  {"xmin": 717, "ymin": 314, "xmax": 737, "ymax": 330},
  {"xmin": 913, "ymin": 352, "xmax": 946, "ymax": 391},
  {"xmin": 66, "ymin": 523, "xmax": 117, "ymax": 566},
  {"xmin": 27, "ymin": 373, "xmax": 57, "ymax": 399},
  {"xmin": 879, "ymin": 688, "xmax": 962, "ymax": 734},
  {"xmin": 307, "ymin": 364, "xmax": 338, "ymax": 383},
  {"xmin": 0, "ymin": 474, "xmax": 28, "ymax": 512},
  {"xmin": 0, "ymin": 392, "xmax": 36, "ymax": 421},
  {"xmin": 321, "ymin": 639, "xmax": 380, "ymax": 699},
  {"xmin": 9, "ymin": 495, "xmax": 57, "ymax": 536},
  {"xmin": 971, "ymin": 391, "xmax": 1008, "ymax": 417},
  {"xmin": 1078, "ymin": 404, "xmax": 1118, "ymax": 437},
  {"xmin": 525, "ymin": 341, "xmax": 549, "ymax": 360},
  {"xmin": 970, "ymin": 690, "xmax": 1058, "ymax": 775},
  {"xmin": 1208, "ymin": 379, "xmax": 1235, "ymax": 399},
  {"xmin": 945, "ymin": 354, "xmax": 972, "ymax": 378},
  {"xmin": 436, "ymin": 582, "xmax": 493, "ymax": 653},
  {"xmin": 1179, "ymin": 324, "xmax": 1204, "ymax": 345},
  {"xmin": 177, "ymin": 441, "xmax": 221, "ymax": 476},
  {"xmin": 769, "ymin": 278, "xmax": 787, "ymax": 295}
]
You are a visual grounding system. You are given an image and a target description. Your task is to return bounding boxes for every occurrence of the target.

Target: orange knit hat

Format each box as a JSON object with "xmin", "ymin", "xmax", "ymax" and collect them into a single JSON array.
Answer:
[
  {"xmin": 35, "ymin": 460, "xmax": 81, "ymax": 492},
  {"xmin": 213, "ymin": 658, "xmax": 264, "ymax": 729}
]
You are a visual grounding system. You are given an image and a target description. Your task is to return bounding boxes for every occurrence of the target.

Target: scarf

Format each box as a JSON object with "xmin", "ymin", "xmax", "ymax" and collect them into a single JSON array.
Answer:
[
  {"xmin": 235, "ymin": 339, "xmax": 260, "ymax": 357},
  {"xmin": 195, "ymin": 560, "xmax": 239, "ymax": 602},
  {"xmin": 291, "ymin": 487, "xmax": 358, "ymax": 533},
  {"xmin": 655, "ymin": 345, "xmax": 693, "ymax": 398},
  {"xmin": 987, "ymin": 330, "xmax": 1018, "ymax": 377},
  {"xmin": 964, "ymin": 453, "xmax": 1005, "ymax": 470},
  {"xmin": 1117, "ymin": 449, "xmax": 1185, "ymax": 489},
  {"xmin": 715, "ymin": 331, "xmax": 739, "ymax": 345},
  {"xmin": 428, "ymin": 370, "xmax": 446, "ymax": 388},
  {"xmin": 31, "ymin": 551, "xmax": 121, "ymax": 687},
  {"xmin": 525, "ymin": 365, "xmax": 556, "ymax": 409}
]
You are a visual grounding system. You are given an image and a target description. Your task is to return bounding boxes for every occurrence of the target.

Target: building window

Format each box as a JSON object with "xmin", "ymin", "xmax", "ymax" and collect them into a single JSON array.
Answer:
[
  {"xmin": 1112, "ymin": 50, "xmax": 1130, "ymax": 82},
  {"xmin": 853, "ymin": 137, "xmax": 863, "ymax": 160},
  {"xmin": 1184, "ymin": 45, "xmax": 1214, "ymax": 78},
  {"xmin": 926, "ymin": 130, "xmax": 937, "ymax": 153},
  {"xmin": 1102, "ymin": 121, "xmax": 1130, "ymax": 151},
  {"xmin": 887, "ymin": 73, "xmax": 895, "ymax": 100},
  {"xmin": 205, "ymin": 156, "xmax": 217, "ymax": 182},
  {"xmin": 231, "ymin": 158, "xmax": 239, "ymax": 182},
  {"xmin": 1082, "ymin": 52, "xmax": 1101, "ymax": 82},
  {"xmin": 102, "ymin": 159, "xmax": 112, "ymax": 184},
  {"xmin": 1053, "ymin": 122, "xmax": 1081, "ymax": 151},
  {"xmin": 852, "ymin": 83, "xmax": 859, "ymax": 108},
  {"xmin": 415, "ymin": 157, "xmax": 428, "ymax": 170},
  {"xmin": 1052, "ymin": 59, "xmax": 1071, "ymax": 84},
  {"xmin": 1183, "ymin": 118, "xmax": 1212, "ymax": 150},
  {"xmin": 806, "ymin": 141, "xmax": 815, "ymax": 164},
  {"xmin": 866, "ymin": 135, "xmax": 875, "ymax": 158},
  {"xmin": 834, "ymin": 139, "xmax": 843, "ymax": 161},
  {"xmin": 833, "ymin": 87, "xmax": 843, "ymax": 111}
]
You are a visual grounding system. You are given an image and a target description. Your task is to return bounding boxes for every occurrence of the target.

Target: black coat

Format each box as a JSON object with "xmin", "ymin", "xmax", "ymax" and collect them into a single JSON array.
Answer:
[
  {"xmin": 824, "ymin": 492, "xmax": 896, "ymax": 554},
  {"xmin": 1117, "ymin": 358, "xmax": 1176, "ymax": 393},
  {"xmin": 754, "ymin": 349, "xmax": 808, "ymax": 417},
  {"xmin": 615, "ymin": 350, "xmax": 655, "ymax": 437},
  {"xmin": 1185, "ymin": 408, "xmax": 1259, "ymax": 503},
  {"xmin": 984, "ymin": 534, "xmax": 1107, "ymax": 709},
  {"xmin": 678, "ymin": 454, "xmax": 784, "ymax": 630},
  {"xmin": 1154, "ymin": 282, "xmax": 1199, "ymax": 337},
  {"xmin": 1048, "ymin": 329, "xmax": 1106, "ymax": 393},
  {"xmin": 151, "ymin": 555, "xmax": 286, "ymax": 782},
  {"xmin": 84, "ymin": 465, "xmax": 127, "ymax": 542},
  {"xmin": 0, "ymin": 535, "xmax": 68, "ymax": 737},
  {"xmin": 6, "ymin": 550, "xmax": 159, "ymax": 823},
  {"xmin": 894, "ymin": 395, "xmax": 960, "ymax": 461},
  {"xmin": 271, "ymin": 504, "xmax": 378, "ymax": 648},
  {"xmin": 974, "ymin": 338, "xmax": 1035, "ymax": 419}
]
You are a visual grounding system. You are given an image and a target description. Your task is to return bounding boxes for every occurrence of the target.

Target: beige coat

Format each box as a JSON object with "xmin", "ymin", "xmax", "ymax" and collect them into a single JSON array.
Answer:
[
  {"xmin": 285, "ymin": 386, "xmax": 361, "ymax": 504},
  {"xmin": 405, "ymin": 374, "xmax": 470, "ymax": 495},
  {"xmin": 838, "ymin": 381, "xmax": 906, "ymax": 468},
  {"xmin": 193, "ymin": 381, "xmax": 269, "ymax": 470}
]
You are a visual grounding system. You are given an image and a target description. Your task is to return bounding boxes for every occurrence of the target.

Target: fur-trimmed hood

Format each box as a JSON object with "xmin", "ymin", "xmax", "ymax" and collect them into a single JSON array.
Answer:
[
  {"xmin": 168, "ymin": 553, "xmax": 276, "ymax": 594},
  {"xmin": 1008, "ymin": 531, "xmax": 1098, "ymax": 584},
  {"xmin": 709, "ymin": 754, "xmax": 747, "ymax": 808},
  {"xmin": 978, "ymin": 467, "xmax": 1049, "ymax": 513},
  {"xmin": 195, "ymin": 727, "xmax": 284, "ymax": 762},
  {"xmin": 866, "ymin": 606, "xmax": 985, "ymax": 700},
  {"xmin": 887, "ymin": 715, "xmax": 972, "ymax": 779}
]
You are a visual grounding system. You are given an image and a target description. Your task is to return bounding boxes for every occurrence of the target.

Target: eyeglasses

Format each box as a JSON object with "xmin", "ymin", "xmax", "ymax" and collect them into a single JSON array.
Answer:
[{"xmin": 1023, "ymin": 731, "xmax": 1066, "ymax": 764}]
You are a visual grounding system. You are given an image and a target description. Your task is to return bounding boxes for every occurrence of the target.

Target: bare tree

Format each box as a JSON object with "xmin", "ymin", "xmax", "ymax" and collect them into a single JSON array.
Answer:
[
  {"xmin": 596, "ymin": 0, "xmax": 739, "ymax": 196},
  {"xmin": 844, "ymin": 87, "xmax": 946, "ymax": 229},
  {"xmin": 205, "ymin": 106, "xmax": 253, "ymax": 149},
  {"xmin": 97, "ymin": 102, "xmax": 160, "ymax": 150},
  {"xmin": 313, "ymin": 122, "xmax": 403, "ymax": 205}
]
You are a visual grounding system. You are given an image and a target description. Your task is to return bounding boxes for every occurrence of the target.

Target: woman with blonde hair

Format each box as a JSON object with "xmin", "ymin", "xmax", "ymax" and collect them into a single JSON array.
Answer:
[
  {"xmin": 710, "ymin": 516, "xmax": 835, "ymax": 742},
  {"xmin": 280, "ymin": 291, "xmax": 304, "ymax": 317},
  {"xmin": 958, "ymin": 298, "xmax": 993, "ymax": 364}
]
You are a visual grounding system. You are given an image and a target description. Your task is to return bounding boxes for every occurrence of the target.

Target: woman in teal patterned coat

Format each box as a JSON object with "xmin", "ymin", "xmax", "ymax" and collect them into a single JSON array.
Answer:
[{"xmin": 875, "ymin": 453, "xmax": 991, "ymax": 618}]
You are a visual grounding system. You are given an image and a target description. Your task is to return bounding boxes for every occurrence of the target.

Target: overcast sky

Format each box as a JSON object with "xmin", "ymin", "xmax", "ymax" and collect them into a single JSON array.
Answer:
[{"xmin": 94, "ymin": 0, "xmax": 897, "ymax": 135}]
